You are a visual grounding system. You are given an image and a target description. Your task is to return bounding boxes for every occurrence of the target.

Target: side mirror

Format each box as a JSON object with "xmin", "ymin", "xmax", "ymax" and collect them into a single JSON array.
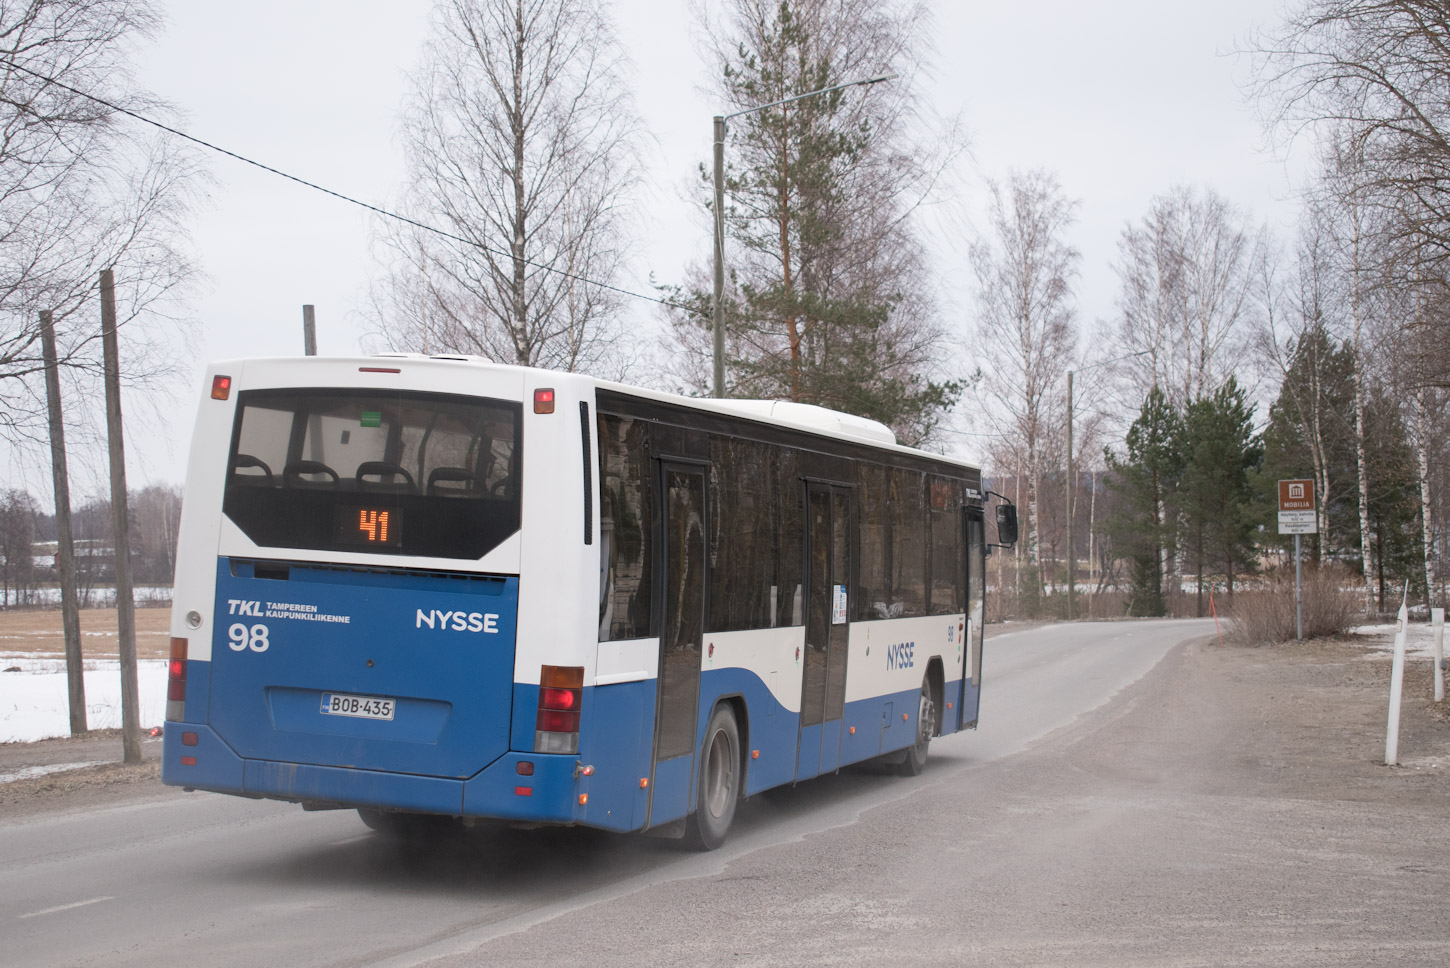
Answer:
[{"xmin": 995, "ymin": 504, "xmax": 1018, "ymax": 547}]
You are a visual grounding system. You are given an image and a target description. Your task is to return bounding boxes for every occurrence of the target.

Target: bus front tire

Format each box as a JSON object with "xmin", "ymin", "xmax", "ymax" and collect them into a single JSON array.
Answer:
[
  {"xmin": 686, "ymin": 704, "xmax": 740, "ymax": 851},
  {"xmin": 898, "ymin": 678, "xmax": 934, "ymax": 776}
]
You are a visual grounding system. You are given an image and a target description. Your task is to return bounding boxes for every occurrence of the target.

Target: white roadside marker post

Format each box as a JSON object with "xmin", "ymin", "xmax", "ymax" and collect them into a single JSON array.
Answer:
[
  {"xmin": 1432, "ymin": 607, "xmax": 1445, "ymax": 704},
  {"xmin": 1385, "ymin": 583, "xmax": 1409, "ymax": 767}
]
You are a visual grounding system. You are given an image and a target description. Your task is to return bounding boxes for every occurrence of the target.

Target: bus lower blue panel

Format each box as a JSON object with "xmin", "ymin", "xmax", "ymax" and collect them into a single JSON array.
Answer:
[
  {"xmin": 796, "ymin": 723, "xmax": 823, "ymax": 780},
  {"xmin": 183, "ymin": 658, "xmax": 210, "ymax": 723},
  {"xmin": 819, "ymin": 720, "xmax": 842, "ymax": 773},
  {"xmin": 579, "ymin": 679, "xmax": 655, "ymax": 831},
  {"xmin": 941, "ymin": 677, "xmax": 962, "ymax": 736},
  {"xmin": 244, "ymin": 759, "xmax": 463, "ymax": 815},
  {"xmin": 161, "ymin": 723, "xmax": 243, "ymax": 793},
  {"xmin": 210, "ymin": 559, "xmax": 517, "ymax": 779},
  {"xmin": 462, "ymin": 752, "xmax": 582, "ymax": 823},
  {"xmin": 880, "ymin": 687, "xmax": 919, "ymax": 753},
  {"xmin": 696, "ymin": 668, "xmax": 798, "ymax": 797},
  {"xmin": 960, "ymin": 679, "xmax": 981, "ymax": 728},
  {"xmin": 838, "ymin": 706, "xmax": 882, "ymax": 765},
  {"xmin": 509, "ymin": 682, "xmax": 537, "ymax": 752},
  {"xmin": 650, "ymin": 754, "xmax": 692, "ymax": 826}
]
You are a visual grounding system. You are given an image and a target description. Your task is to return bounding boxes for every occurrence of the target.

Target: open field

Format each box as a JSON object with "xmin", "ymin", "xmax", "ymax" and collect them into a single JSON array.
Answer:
[{"xmin": 0, "ymin": 606, "xmax": 172, "ymax": 662}]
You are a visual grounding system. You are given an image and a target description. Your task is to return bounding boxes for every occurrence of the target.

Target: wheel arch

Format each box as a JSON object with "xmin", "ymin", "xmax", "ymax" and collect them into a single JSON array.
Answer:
[{"xmin": 924, "ymin": 656, "xmax": 945, "ymax": 737}]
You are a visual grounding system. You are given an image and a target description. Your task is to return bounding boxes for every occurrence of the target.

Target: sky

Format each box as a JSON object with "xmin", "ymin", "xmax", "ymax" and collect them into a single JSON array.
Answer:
[{"xmin": 5, "ymin": 0, "xmax": 1307, "ymax": 503}]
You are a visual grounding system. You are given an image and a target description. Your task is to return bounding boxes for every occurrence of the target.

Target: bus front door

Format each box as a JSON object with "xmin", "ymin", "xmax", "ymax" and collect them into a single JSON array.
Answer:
[
  {"xmin": 960, "ymin": 508, "xmax": 987, "ymax": 729},
  {"xmin": 645, "ymin": 462, "xmax": 707, "ymax": 827},
  {"xmin": 798, "ymin": 483, "xmax": 852, "ymax": 780}
]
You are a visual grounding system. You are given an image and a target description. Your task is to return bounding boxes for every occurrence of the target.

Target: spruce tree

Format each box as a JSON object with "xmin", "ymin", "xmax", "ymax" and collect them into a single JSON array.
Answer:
[
  {"xmin": 1181, "ymin": 378, "xmax": 1261, "ymax": 606},
  {"xmin": 1105, "ymin": 387, "xmax": 1184, "ymax": 616}
]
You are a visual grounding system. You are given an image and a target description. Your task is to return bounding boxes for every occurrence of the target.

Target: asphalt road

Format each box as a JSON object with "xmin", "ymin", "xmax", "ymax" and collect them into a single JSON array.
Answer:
[{"xmin": 9, "ymin": 618, "xmax": 1444, "ymax": 967}]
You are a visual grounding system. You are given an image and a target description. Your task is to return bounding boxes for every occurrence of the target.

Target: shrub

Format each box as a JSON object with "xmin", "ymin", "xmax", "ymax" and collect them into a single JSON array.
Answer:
[{"xmin": 1225, "ymin": 563, "xmax": 1360, "ymax": 644}]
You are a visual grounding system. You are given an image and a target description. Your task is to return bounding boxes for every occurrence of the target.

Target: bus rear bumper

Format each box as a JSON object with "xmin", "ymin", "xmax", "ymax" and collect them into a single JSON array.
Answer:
[{"xmin": 161, "ymin": 724, "xmax": 585, "ymax": 823}]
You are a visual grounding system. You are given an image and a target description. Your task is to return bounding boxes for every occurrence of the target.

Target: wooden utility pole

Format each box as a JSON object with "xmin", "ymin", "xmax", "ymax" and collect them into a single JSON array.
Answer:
[
  {"xmin": 100, "ymin": 269, "xmax": 142, "ymax": 764},
  {"xmin": 39, "ymin": 309, "xmax": 87, "ymax": 736},
  {"xmin": 303, "ymin": 304, "xmax": 317, "ymax": 356}
]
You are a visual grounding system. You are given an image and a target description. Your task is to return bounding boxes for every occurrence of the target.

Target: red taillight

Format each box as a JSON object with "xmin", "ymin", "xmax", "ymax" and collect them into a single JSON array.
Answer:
[
  {"xmin": 211, "ymin": 375, "xmax": 231, "ymax": 400},
  {"xmin": 535, "ymin": 665, "xmax": 583, "ymax": 753},
  {"xmin": 166, "ymin": 637, "xmax": 187, "ymax": 720},
  {"xmin": 540, "ymin": 687, "xmax": 577, "ymax": 710},
  {"xmin": 536, "ymin": 708, "xmax": 581, "ymax": 733},
  {"xmin": 533, "ymin": 388, "xmax": 555, "ymax": 414}
]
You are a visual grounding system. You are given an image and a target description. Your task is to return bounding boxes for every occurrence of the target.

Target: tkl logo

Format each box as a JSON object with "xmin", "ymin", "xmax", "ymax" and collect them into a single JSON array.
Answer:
[{"xmin": 886, "ymin": 641, "xmax": 916, "ymax": 670}]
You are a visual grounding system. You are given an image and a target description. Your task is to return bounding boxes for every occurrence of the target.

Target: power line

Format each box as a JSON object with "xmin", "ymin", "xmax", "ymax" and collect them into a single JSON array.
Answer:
[{"xmin": 2, "ymin": 58, "xmax": 704, "ymax": 318}]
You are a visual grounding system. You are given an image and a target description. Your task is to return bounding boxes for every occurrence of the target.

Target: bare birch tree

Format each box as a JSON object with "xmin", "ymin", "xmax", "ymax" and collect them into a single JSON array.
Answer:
[
  {"xmin": 1, "ymin": 1, "xmax": 200, "ymax": 447},
  {"xmin": 1111, "ymin": 185, "xmax": 1263, "ymax": 409},
  {"xmin": 1251, "ymin": 0, "xmax": 1450, "ymax": 387},
  {"xmin": 970, "ymin": 169, "xmax": 1079, "ymax": 610},
  {"xmin": 368, "ymin": 0, "xmax": 641, "ymax": 374}
]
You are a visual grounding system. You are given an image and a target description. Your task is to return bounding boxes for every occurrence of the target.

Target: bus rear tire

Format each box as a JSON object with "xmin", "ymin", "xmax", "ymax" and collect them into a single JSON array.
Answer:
[
  {"xmin": 898, "ymin": 678, "xmax": 934, "ymax": 776},
  {"xmin": 358, "ymin": 808, "xmax": 460, "ymax": 840},
  {"xmin": 685, "ymin": 704, "xmax": 740, "ymax": 851}
]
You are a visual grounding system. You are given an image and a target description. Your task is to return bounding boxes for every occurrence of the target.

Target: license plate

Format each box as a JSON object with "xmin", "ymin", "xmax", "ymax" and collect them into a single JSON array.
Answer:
[{"xmin": 319, "ymin": 693, "xmax": 395, "ymax": 721}]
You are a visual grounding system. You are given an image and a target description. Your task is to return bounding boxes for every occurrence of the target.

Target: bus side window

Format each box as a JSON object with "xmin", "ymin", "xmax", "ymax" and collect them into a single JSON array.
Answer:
[{"xmin": 598, "ymin": 414, "xmax": 652, "ymax": 641}]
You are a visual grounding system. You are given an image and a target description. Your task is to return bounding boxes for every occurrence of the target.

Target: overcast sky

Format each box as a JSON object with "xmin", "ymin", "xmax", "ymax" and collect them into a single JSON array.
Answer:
[{"xmin": 7, "ymin": 0, "xmax": 1305, "ymax": 501}]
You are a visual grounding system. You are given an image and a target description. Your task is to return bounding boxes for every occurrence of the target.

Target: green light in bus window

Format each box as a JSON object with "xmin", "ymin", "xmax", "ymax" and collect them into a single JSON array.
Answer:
[{"xmin": 360, "ymin": 410, "xmax": 381, "ymax": 427}]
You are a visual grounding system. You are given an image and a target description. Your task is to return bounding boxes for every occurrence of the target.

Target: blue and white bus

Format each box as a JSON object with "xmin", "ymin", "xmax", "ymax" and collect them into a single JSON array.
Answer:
[{"xmin": 161, "ymin": 354, "xmax": 1013, "ymax": 848}]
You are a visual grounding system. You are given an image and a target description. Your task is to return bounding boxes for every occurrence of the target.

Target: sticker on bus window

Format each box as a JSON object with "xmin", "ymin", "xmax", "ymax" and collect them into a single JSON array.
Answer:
[
  {"xmin": 832, "ymin": 585, "xmax": 847, "ymax": 625},
  {"xmin": 360, "ymin": 410, "xmax": 381, "ymax": 427}
]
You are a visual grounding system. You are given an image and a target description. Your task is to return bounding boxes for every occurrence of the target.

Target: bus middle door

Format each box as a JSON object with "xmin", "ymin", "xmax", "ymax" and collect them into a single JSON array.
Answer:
[
  {"xmin": 797, "ymin": 482, "xmax": 852, "ymax": 780},
  {"xmin": 644, "ymin": 461, "xmax": 707, "ymax": 828}
]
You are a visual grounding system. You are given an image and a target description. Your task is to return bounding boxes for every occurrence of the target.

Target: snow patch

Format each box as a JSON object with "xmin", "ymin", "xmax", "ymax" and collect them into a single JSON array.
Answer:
[
  {"xmin": 0, "ymin": 761, "xmax": 107, "ymax": 784},
  {"xmin": 1351, "ymin": 623, "xmax": 1442, "ymax": 660},
  {"xmin": 0, "ymin": 660, "xmax": 167, "ymax": 743}
]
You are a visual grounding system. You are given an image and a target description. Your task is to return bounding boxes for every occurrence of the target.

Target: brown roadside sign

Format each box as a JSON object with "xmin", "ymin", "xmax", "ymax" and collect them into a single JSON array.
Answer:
[{"xmin": 1278, "ymin": 479, "xmax": 1315, "ymax": 511}]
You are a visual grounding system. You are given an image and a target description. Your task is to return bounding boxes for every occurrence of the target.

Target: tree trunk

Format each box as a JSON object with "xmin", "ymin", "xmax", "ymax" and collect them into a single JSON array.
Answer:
[{"xmin": 1415, "ymin": 399, "xmax": 1435, "ymax": 607}]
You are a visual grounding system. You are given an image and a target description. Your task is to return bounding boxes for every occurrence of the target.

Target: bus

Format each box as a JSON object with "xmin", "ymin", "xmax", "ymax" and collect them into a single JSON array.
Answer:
[{"xmin": 161, "ymin": 354, "xmax": 1015, "ymax": 848}]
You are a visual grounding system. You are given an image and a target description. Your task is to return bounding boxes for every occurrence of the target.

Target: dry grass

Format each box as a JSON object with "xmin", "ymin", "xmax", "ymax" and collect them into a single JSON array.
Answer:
[
  {"xmin": 0, "ymin": 607, "xmax": 172, "ymax": 660},
  {"xmin": 1223, "ymin": 564, "xmax": 1361, "ymax": 645}
]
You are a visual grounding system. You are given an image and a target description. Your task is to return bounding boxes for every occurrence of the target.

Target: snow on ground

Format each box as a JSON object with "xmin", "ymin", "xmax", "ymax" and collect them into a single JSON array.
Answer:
[
  {"xmin": 0, "ymin": 762, "xmax": 106, "ymax": 784},
  {"xmin": 1, "ymin": 587, "xmax": 172, "ymax": 608},
  {"xmin": 1351, "ymin": 622, "xmax": 1446, "ymax": 660},
  {"xmin": 0, "ymin": 659, "xmax": 166, "ymax": 743}
]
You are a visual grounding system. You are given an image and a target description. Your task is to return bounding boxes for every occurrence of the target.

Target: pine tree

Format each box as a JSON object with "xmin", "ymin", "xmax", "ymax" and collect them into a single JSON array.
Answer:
[
  {"xmin": 1180, "ymin": 377, "xmax": 1261, "ymax": 606},
  {"xmin": 1105, "ymin": 387, "xmax": 1184, "ymax": 616},
  {"xmin": 666, "ymin": 0, "xmax": 961, "ymax": 444}
]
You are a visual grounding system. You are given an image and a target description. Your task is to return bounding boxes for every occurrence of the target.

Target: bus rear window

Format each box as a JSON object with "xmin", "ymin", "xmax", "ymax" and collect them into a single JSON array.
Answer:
[{"xmin": 222, "ymin": 388, "xmax": 521, "ymax": 559}]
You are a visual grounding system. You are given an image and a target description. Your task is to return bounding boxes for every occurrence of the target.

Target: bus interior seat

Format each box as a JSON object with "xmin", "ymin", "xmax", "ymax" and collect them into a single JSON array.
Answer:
[
  {"xmin": 356, "ymin": 461, "xmax": 416, "ymax": 493},
  {"xmin": 283, "ymin": 460, "xmax": 339, "ymax": 488},
  {"xmin": 426, "ymin": 467, "xmax": 476, "ymax": 497},
  {"xmin": 230, "ymin": 454, "xmax": 275, "ymax": 486}
]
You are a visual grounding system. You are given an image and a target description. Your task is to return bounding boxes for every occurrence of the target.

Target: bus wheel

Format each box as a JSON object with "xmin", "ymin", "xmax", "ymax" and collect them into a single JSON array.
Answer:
[
  {"xmin": 358, "ymin": 808, "xmax": 460, "ymax": 840},
  {"xmin": 686, "ymin": 704, "xmax": 740, "ymax": 850},
  {"xmin": 898, "ymin": 678, "xmax": 934, "ymax": 776}
]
